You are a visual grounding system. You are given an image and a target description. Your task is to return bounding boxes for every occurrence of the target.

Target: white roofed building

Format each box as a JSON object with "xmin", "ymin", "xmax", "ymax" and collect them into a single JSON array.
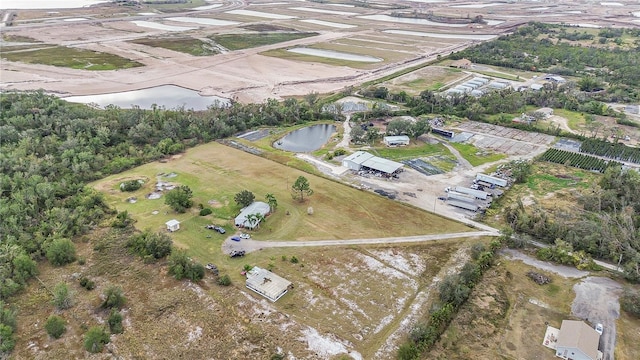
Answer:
[
  {"xmin": 383, "ymin": 135, "xmax": 410, "ymax": 147},
  {"xmin": 234, "ymin": 201, "xmax": 270, "ymax": 229},
  {"xmin": 245, "ymin": 266, "xmax": 293, "ymax": 302},
  {"xmin": 165, "ymin": 219, "xmax": 180, "ymax": 232}
]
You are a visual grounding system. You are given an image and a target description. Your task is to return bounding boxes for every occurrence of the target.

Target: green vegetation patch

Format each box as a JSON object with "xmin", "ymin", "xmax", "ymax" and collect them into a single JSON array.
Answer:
[
  {"xmin": 524, "ymin": 163, "xmax": 595, "ymax": 195},
  {"xmin": 372, "ymin": 142, "xmax": 451, "ymax": 161},
  {"xmin": 449, "ymin": 142, "xmax": 506, "ymax": 166},
  {"xmin": 1, "ymin": 46, "xmax": 143, "ymax": 70},
  {"xmin": 210, "ymin": 32, "xmax": 318, "ymax": 51},
  {"xmin": 130, "ymin": 37, "xmax": 219, "ymax": 56}
]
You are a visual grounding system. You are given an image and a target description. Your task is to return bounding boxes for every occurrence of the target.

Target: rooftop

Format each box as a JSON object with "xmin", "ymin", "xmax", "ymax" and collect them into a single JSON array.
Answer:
[
  {"xmin": 556, "ymin": 320, "xmax": 599, "ymax": 360},
  {"xmin": 245, "ymin": 266, "xmax": 292, "ymax": 302}
]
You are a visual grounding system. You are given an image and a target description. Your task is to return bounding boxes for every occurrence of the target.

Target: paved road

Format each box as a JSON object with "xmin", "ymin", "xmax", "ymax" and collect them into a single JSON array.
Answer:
[{"xmin": 223, "ymin": 230, "xmax": 498, "ymax": 254}]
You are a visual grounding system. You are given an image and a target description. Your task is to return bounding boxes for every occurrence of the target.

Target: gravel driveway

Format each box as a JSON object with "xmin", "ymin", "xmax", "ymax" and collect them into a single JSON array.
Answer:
[{"xmin": 571, "ymin": 276, "xmax": 622, "ymax": 360}]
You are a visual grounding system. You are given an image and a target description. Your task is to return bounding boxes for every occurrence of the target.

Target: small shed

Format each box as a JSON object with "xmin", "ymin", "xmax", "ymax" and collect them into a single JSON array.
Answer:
[
  {"xmin": 165, "ymin": 219, "xmax": 180, "ymax": 232},
  {"xmin": 245, "ymin": 266, "xmax": 293, "ymax": 302},
  {"xmin": 383, "ymin": 135, "xmax": 410, "ymax": 147}
]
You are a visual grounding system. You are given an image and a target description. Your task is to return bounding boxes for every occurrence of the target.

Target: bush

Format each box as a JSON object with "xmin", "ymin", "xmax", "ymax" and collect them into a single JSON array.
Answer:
[
  {"xmin": 45, "ymin": 315, "xmax": 66, "ymax": 339},
  {"xmin": 52, "ymin": 283, "xmax": 73, "ymax": 310},
  {"xmin": 217, "ymin": 275, "xmax": 231, "ymax": 286},
  {"xmin": 46, "ymin": 238, "xmax": 77, "ymax": 266},
  {"xmin": 101, "ymin": 286, "xmax": 126, "ymax": 309},
  {"xmin": 120, "ymin": 180, "xmax": 142, "ymax": 192},
  {"xmin": 107, "ymin": 309, "xmax": 124, "ymax": 334},
  {"xmin": 167, "ymin": 250, "xmax": 205, "ymax": 282},
  {"xmin": 127, "ymin": 231, "xmax": 173, "ymax": 260},
  {"xmin": 620, "ymin": 288, "xmax": 640, "ymax": 318},
  {"xmin": 199, "ymin": 208, "xmax": 212, "ymax": 216},
  {"xmin": 83, "ymin": 326, "xmax": 110, "ymax": 353},
  {"xmin": 77, "ymin": 257, "xmax": 86, "ymax": 265},
  {"xmin": 290, "ymin": 256, "xmax": 299, "ymax": 264},
  {"xmin": 79, "ymin": 276, "xmax": 96, "ymax": 290},
  {"xmin": 164, "ymin": 185, "xmax": 193, "ymax": 213},
  {"xmin": 0, "ymin": 323, "xmax": 15, "ymax": 353}
]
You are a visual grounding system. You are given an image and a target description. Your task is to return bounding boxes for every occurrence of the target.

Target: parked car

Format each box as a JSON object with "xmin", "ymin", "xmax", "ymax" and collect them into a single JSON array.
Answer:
[
  {"xmin": 240, "ymin": 233, "xmax": 251, "ymax": 239},
  {"xmin": 205, "ymin": 263, "xmax": 219, "ymax": 275},
  {"xmin": 231, "ymin": 236, "xmax": 241, "ymax": 242},
  {"xmin": 595, "ymin": 323, "xmax": 603, "ymax": 335},
  {"xmin": 215, "ymin": 226, "xmax": 226, "ymax": 234},
  {"xmin": 230, "ymin": 250, "xmax": 245, "ymax": 258}
]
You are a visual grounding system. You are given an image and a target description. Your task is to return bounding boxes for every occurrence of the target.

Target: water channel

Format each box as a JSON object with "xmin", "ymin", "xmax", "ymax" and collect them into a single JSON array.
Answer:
[{"xmin": 273, "ymin": 124, "xmax": 336, "ymax": 152}]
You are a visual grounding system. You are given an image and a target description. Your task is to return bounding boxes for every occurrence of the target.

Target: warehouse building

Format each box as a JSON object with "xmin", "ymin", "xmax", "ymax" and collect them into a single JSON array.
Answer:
[
  {"xmin": 245, "ymin": 266, "xmax": 293, "ymax": 302},
  {"xmin": 342, "ymin": 151, "xmax": 404, "ymax": 175}
]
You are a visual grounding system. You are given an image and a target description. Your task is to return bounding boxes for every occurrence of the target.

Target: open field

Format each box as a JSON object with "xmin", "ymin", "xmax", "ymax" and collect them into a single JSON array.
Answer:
[
  {"xmin": 129, "ymin": 36, "xmax": 219, "ymax": 56},
  {"xmin": 0, "ymin": 45, "xmax": 143, "ymax": 70},
  {"xmin": 449, "ymin": 142, "xmax": 506, "ymax": 167},
  {"xmin": 211, "ymin": 32, "xmax": 318, "ymax": 51},
  {"xmin": 381, "ymin": 66, "xmax": 466, "ymax": 94}
]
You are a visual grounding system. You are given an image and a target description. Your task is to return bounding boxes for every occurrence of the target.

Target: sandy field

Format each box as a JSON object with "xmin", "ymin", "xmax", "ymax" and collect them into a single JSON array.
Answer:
[{"xmin": 3, "ymin": 0, "xmax": 637, "ymax": 103}]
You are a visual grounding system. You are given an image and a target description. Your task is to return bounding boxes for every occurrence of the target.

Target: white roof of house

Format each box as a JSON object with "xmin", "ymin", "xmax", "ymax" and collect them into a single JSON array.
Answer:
[
  {"xmin": 165, "ymin": 219, "xmax": 180, "ymax": 227},
  {"xmin": 557, "ymin": 320, "xmax": 599, "ymax": 360},
  {"xmin": 384, "ymin": 135, "xmax": 410, "ymax": 142},
  {"xmin": 343, "ymin": 151, "xmax": 375, "ymax": 165},
  {"xmin": 235, "ymin": 201, "xmax": 270, "ymax": 228},
  {"xmin": 245, "ymin": 266, "xmax": 292, "ymax": 302},
  {"xmin": 361, "ymin": 156, "xmax": 404, "ymax": 174}
]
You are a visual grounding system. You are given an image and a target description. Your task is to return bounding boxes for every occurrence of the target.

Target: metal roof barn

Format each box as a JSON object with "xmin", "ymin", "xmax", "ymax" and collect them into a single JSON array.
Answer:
[
  {"xmin": 234, "ymin": 201, "xmax": 270, "ymax": 229},
  {"xmin": 245, "ymin": 266, "xmax": 292, "ymax": 302},
  {"xmin": 342, "ymin": 151, "xmax": 375, "ymax": 170},
  {"xmin": 383, "ymin": 135, "xmax": 410, "ymax": 146},
  {"xmin": 361, "ymin": 157, "xmax": 404, "ymax": 174}
]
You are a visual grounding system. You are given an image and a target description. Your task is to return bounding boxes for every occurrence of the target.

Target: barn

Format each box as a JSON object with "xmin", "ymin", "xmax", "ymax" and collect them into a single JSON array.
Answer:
[
  {"xmin": 383, "ymin": 135, "xmax": 410, "ymax": 147},
  {"xmin": 234, "ymin": 201, "xmax": 270, "ymax": 229},
  {"xmin": 245, "ymin": 266, "xmax": 293, "ymax": 302},
  {"xmin": 343, "ymin": 151, "xmax": 404, "ymax": 175},
  {"xmin": 342, "ymin": 151, "xmax": 375, "ymax": 170}
]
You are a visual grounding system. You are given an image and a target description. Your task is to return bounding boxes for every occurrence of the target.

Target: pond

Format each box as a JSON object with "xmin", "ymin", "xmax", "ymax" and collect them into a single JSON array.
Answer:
[
  {"xmin": 273, "ymin": 124, "xmax": 336, "ymax": 152},
  {"xmin": 288, "ymin": 47, "xmax": 382, "ymax": 62},
  {"xmin": 63, "ymin": 85, "xmax": 230, "ymax": 110}
]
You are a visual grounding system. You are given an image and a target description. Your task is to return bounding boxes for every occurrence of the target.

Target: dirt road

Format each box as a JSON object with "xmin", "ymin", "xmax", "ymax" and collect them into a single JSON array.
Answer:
[
  {"xmin": 571, "ymin": 277, "xmax": 622, "ymax": 360},
  {"xmin": 223, "ymin": 230, "xmax": 497, "ymax": 254}
]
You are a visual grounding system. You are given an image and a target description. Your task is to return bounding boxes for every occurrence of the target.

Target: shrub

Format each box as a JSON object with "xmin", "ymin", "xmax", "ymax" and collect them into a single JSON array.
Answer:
[
  {"xmin": 46, "ymin": 238, "xmax": 77, "ymax": 266},
  {"xmin": 199, "ymin": 208, "xmax": 212, "ymax": 216},
  {"xmin": 164, "ymin": 185, "xmax": 193, "ymax": 213},
  {"xmin": 83, "ymin": 326, "xmax": 110, "ymax": 353},
  {"xmin": 79, "ymin": 276, "xmax": 96, "ymax": 290},
  {"xmin": 167, "ymin": 250, "xmax": 204, "ymax": 281},
  {"xmin": 120, "ymin": 180, "xmax": 142, "ymax": 192},
  {"xmin": 77, "ymin": 257, "xmax": 86, "ymax": 265},
  {"xmin": 101, "ymin": 286, "xmax": 126, "ymax": 309},
  {"xmin": 107, "ymin": 309, "xmax": 124, "ymax": 334},
  {"xmin": 52, "ymin": 283, "xmax": 73, "ymax": 310},
  {"xmin": 217, "ymin": 275, "xmax": 231, "ymax": 286},
  {"xmin": 290, "ymin": 256, "xmax": 299, "ymax": 264},
  {"xmin": 127, "ymin": 231, "xmax": 172, "ymax": 260},
  {"xmin": 45, "ymin": 315, "xmax": 66, "ymax": 339},
  {"xmin": 620, "ymin": 288, "xmax": 640, "ymax": 318},
  {"xmin": 0, "ymin": 324, "xmax": 16, "ymax": 353}
]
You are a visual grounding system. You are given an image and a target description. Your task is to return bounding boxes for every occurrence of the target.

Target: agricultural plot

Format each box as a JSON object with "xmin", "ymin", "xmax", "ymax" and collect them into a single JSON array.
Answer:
[
  {"xmin": 209, "ymin": 32, "xmax": 318, "ymax": 51},
  {"xmin": 540, "ymin": 148, "xmax": 621, "ymax": 173},
  {"xmin": 130, "ymin": 37, "xmax": 219, "ymax": 56},
  {"xmin": 580, "ymin": 138, "xmax": 640, "ymax": 164},
  {"xmin": 381, "ymin": 66, "xmax": 467, "ymax": 95},
  {"xmin": 0, "ymin": 45, "xmax": 143, "ymax": 70},
  {"xmin": 452, "ymin": 121, "xmax": 556, "ymax": 156}
]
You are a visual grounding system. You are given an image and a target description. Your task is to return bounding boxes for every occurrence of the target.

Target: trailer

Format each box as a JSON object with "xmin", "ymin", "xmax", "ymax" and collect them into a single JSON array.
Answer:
[
  {"xmin": 447, "ymin": 191, "xmax": 476, "ymax": 203},
  {"xmin": 475, "ymin": 173, "xmax": 508, "ymax": 187},
  {"xmin": 455, "ymin": 186, "xmax": 490, "ymax": 200},
  {"xmin": 447, "ymin": 199, "xmax": 479, "ymax": 212}
]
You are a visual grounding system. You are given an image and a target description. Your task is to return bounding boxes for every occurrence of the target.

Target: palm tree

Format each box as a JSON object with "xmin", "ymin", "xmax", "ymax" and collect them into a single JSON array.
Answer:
[
  {"xmin": 253, "ymin": 213, "xmax": 266, "ymax": 229},
  {"xmin": 244, "ymin": 213, "xmax": 257, "ymax": 230},
  {"xmin": 265, "ymin": 193, "xmax": 277, "ymax": 213}
]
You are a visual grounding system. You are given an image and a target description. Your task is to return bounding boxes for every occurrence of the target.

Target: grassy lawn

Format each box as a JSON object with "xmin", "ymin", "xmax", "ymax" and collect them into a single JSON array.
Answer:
[
  {"xmin": 449, "ymin": 142, "xmax": 506, "ymax": 166},
  {"xmin": 210, "ymin": 32, "xmax": 318, "ymax": 51},
  {"xmin": 472, "ymin": 69, "xmax": 522, "ymax": 82},
  {"xmin": 130, "ymin": 37, "xmax": 219, "ymax": 56},
  {"xmin": 1, "ymin": 46, "xmax": 143, "ymax": 70},
  {"xmin": 92, "ymin": 142, "xmax": 472, "ymax": 263},
  {"xmin": 525, "ymin": 163, "xmax": 597, "ymax": 195},
  {"xmin": 554, "ymin": 109, "xmax": 586, "ymax": 130},
  {"xmin": 371, "ymin": 141, "xmax": 451, "ymax": 161}
]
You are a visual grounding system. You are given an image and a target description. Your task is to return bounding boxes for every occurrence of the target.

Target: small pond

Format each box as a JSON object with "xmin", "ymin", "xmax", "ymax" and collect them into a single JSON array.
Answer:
[
  {"xmin": 288, "ymin": 47, "xmax": 382, "ymax": 62},
  {"xmin": 63, "ymin": 85, "xmax": 230, "ymax": 110},
  {"xmin": 273, "ymin": 124, "xmax": 336, "ymax": 152}
]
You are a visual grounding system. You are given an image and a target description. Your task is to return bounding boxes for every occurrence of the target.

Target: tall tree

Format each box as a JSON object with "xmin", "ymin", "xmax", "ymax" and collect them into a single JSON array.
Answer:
[
  {"xmin": 291, "ymin": 176, "xmax": 313, "ymax": 202},
  {"xmin": 164, "ymin": 185, "xmax": 193, "ymax": 213},
  {"xmin": 265, "ymin": 193, "xmax": 277, "ymax": 213},
  {"xmin": 234, "ymin": 190, "xmax": 255, "ymax": 208}
]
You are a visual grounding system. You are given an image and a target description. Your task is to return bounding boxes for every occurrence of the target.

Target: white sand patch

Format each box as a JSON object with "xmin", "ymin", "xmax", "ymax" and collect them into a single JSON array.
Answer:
[
  {"xmin": 369, "ymin": 249, "xmax": 426, "ymax": 276},
  {"xmin": 167, "ymin": 17, "xmax": 238, "ymax": 26},
  {"xmin": 187, "ymin": 326, "xmax": 202, "ymax": 342},
  {"xmin": 192, "ymin": 4, "xmax": 223, "ymax": 10},
  {"xmin": 289, "ymin": 7, "xmax": 358, "ymax": 16},
  {"xmin": 384, "ymin": 29, "xmax": 497, "ymax": 41},
  {"xmin": 300, "ymin": 327, "xmax": 363, "ymax": 360},
  {"xmin": 138, "ymin": 12, "xmax": 156, "ymax": 15},
  {"xmin": 63, "ymin": 18, "xmax": 89, "ymax": 22},
  {"xmin": 131, "ymin": 21, "xmax": 196, "ymax": 32},
  {"xmin": 600, "ymin": 2, "xmax": 623, "ymax": 6},
  {"xmin": 568, "ymin": 23, "xmax": 602, "ymax": 28},
  {"xmin": 357, "ymin": 253, "xmax": 411, "ymax": 280},
  {"xmin": 300, "ymin": 19, "xmax": 356, "ymax": 29},
  {"xmin": 226, "ymin": 9, "xmax": 296, "ymax": 19},
  {"xmin": 450, "ymin": 2, "xmax": 503, "ymax": 8},
  {"xmin": 1, "ymin": 0, "xmax": 108, "ymax": 9},
  {"xmin": 374, "ymin": 314, "xmax": 394, "ymax": 334}
]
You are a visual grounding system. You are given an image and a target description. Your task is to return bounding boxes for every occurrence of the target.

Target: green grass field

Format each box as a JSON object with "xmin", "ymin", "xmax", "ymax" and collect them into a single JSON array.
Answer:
[
  {"xmin": 210, "ymin": 32, "xmax": 318, "ymax": 51},
  {"xmin": 130, "ymin": 37, "xmax": 219, "ymax": 56},
  {"xmin": 1, "ymin": 46, "xmax": 143, "ymax": 70},
  {"xmin": 372, "ymin": 142, "xmax": 451, "ymax": 161},
  {"xmin": 449, "ymin": 142, "xmax": 506, "ymax": 166},
  {"xmin": 92, "ymin": 142, "xmax": 472, "ymax": 264}
]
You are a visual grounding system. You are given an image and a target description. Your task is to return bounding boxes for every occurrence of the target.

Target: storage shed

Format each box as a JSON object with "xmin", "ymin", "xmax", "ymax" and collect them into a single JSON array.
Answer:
[
  {"xmin": 342, "ymin": 151, "xmax": 375, "ymax": 170},
  {"xmin": 383, "ymin": 135, "xmax": 410, "ymax": 147},
  {"xmin": 165, "ymin": 219, "xmax": 180, "ymax": 232},
  {"xmin": 235, "ymin": 201, "xmax": 270, "ymax": 229},
  {"xmin": 245, "ymin": 266, "xmax": 293, "ymax": 302}
]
